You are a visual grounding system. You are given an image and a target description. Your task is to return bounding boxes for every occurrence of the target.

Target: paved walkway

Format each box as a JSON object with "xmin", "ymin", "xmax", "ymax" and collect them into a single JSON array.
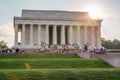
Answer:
[
  {"xmin": 90, "ymin": 52, "xmax": 120, "ymax": 58},
  {"xmin": 92, "ymin": 52, "xmax": 120, "ymax": 67}
]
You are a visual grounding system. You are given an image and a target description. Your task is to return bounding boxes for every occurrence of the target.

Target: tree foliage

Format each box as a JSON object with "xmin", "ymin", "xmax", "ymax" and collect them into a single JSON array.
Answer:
[
  {"xmin": 0, "ymin": 40, "xmax": 8, "ymax": 49},
  {"xmin": 101, "ymin": 38, "xmax": 120, "ymax": 49}
]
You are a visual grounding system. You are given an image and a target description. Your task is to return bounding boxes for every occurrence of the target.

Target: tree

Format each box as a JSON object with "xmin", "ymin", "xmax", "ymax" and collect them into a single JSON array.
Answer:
[
  {"xmin": 0, "ymin": 40, "xmax": 8, "ymax": 49},
  {"xmin": 112, "ymin": 39, "xmax": 120, "ymax": 49},
  {"xmin": 101, "ymin": 38, "xmax": 120, "ymax": 49}
]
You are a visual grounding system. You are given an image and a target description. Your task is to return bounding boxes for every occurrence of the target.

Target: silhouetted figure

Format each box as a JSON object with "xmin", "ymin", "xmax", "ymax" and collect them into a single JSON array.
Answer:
[
  {"xmin": 84, "ymin": 45, "xmax": 88, "ymax": 51},
  {"xmin": 16, "ymin": 48, "xmax": 20, "ymax": 54}
]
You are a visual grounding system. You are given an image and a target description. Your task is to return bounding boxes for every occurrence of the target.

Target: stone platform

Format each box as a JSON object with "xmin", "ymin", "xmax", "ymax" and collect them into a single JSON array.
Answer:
[{"xmin": 77, "ymin": 52, "xmax": 120, "ymax": 68}]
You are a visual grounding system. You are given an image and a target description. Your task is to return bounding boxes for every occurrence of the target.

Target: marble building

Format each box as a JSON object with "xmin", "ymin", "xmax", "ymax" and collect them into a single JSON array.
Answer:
[{"xmin": 13, "ymin": 9, "xmax": 102, "ymax": 48}]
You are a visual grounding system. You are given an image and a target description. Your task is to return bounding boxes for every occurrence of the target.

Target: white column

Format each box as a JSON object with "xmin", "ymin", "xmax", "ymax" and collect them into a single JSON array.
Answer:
[
  {"xmin": 61, "ymin": 25, "xmax": 65, "ymax": 44},
  {"xmin": 91, "ymin": 26, "xmax": 95, "ymax": 46},
  {"xmin": 77, "ymin": 26, "xmax": 80, "ymax": 44},
  {"xmin": 38, "ymin": 25, "xmax": 41, "ymax": 47},
  {"xmin": 84, "ymin": 26, "xmax": 87, "ymax": 44},
  {"xmin": 97, "ymin": 27, "xmax": 101, "ymax": 46},
  {"xmin": 45, "ymin": 25, "xmax": 49, "ymax": 44},
  {"xmin": 15, "ymin": 24, "xmax": 18, "ymax": 45},
  {"xmin": 30, "ymin": 24, "xmax": 33, "ymax": 46},
  {"xmin": 69, "ymin": 25, "xmax": 73, "ymax": 44},
  {"xmin": 22, "ymin": 24, "xmax": 25, "ymax": 45},
  {"xmin": 53, "ymin": 25, "xmax": 57, "ymax": 44}
]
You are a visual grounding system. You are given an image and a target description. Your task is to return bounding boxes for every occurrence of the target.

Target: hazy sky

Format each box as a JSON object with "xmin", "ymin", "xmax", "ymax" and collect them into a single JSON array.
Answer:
[{"xmin": 0, "ymin": 0, "xmax": 120, "ymax": 47}]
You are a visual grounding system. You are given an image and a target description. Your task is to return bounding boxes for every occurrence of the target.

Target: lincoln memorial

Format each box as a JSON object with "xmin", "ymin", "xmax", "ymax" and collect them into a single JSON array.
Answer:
[{"xmin": 13, "ymin": 9, "xmax": 102, "ymax": 49}]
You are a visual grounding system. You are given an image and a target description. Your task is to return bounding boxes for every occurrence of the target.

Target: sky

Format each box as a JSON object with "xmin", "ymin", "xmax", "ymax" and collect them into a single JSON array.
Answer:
[{"xmin": 0, "ymin": 0, "xmax": 120, "ymax": 47}]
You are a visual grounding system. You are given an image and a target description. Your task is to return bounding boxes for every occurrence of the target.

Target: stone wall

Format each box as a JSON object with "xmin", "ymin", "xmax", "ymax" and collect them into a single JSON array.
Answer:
[{"xmin": 77, "ymin": 52, "xmax": 120, "ymax": 68}]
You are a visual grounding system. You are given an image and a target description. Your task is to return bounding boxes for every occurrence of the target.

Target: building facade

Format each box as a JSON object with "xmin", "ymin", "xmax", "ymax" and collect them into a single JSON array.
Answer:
[{"xmin": 14, "ymin": 9, "xmax": 102, "ymax": 49}]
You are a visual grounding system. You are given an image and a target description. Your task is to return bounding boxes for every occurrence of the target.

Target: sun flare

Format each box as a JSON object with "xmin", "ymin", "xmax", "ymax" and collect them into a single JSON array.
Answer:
[{"xmin": 84, "ymin": 5, "xmax": 104, "ymax": 19}]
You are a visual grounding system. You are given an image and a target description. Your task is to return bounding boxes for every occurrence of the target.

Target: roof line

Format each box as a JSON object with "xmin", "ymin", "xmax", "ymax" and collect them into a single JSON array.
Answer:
[{"xmin": 22, "ymin": 9, "xmax": 89, "ymax": 13}]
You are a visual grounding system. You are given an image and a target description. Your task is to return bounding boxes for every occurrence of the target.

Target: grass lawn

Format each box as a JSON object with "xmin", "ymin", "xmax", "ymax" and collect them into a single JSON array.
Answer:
[
  {"xmin": 1, "ymin": 69, "xmax": 120, "ymax": 80},
  {"xmin": 0, "ymin": 58, "xmax": 112, "ymax": 69},
  {"xmin": 0, "ymin": 53, "xmax": 119, "ymax": 80}
]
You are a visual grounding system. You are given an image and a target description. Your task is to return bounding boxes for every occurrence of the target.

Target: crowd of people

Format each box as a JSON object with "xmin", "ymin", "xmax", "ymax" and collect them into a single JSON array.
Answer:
[
  {"xmin": 0, "ymin": 42, "xmax": 106, "ymax": 54},
  {"xmin": 40, "ymin": 42, "xmax": 107, "ymax": 54},
  {"xmin": 0, "ymin": 48, "xmax": 20, "ymax": 54}
]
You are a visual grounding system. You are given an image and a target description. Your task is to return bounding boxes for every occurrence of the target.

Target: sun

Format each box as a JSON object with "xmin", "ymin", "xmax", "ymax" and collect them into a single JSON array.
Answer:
[{"xmin": 84, "ymin": 5, "xmax": 104, "ymax": 19}]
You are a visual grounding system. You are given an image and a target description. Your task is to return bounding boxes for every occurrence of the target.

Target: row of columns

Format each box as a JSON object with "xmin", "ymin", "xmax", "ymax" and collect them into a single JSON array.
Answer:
[{"xmin": 15, "ymin": 24, "xmax": 101, "ymax": 47}]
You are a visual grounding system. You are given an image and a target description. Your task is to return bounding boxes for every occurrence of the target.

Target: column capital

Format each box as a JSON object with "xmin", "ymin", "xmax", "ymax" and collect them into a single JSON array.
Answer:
[
  {"xmin": 29, "ymin": 24, "xmax": 33, "ymax": 26},
  {"xmin": 61, "ymin": 24, "xmax": 66, "ymax": 26},
  {"xmin": 15, "ymin": 24, "xmax": 18, "ymax": 26},
  {"xmin": 54, "ymin": 25, "xmax": 58, "ymax": 27},
  {"xmin": 45, "ymin": 25, "xmax": 49, "ymax": 27},
  {"xmin": 69, "ymin": 25, "xmax": 73, "ymax": 27},
  {"xmin": 78, "ymin": 25, "xmax": 81, "ymax": 27},
  {"xmin": 22, "ymin": 24, "xmax": 26, "ymax": 26},
  {"xmin": 38, "ymin": 24, "xmax": 42, "ymax": 26}
]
